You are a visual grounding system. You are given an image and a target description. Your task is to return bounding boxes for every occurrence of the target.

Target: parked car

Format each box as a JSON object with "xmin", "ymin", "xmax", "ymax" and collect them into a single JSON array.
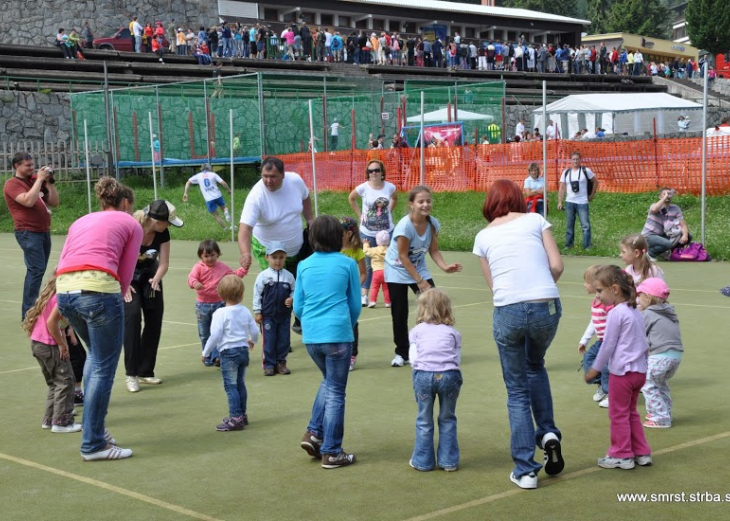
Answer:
[{"xmin": 93, "ymin": 27, "xmax": 168, "ymax": 52}]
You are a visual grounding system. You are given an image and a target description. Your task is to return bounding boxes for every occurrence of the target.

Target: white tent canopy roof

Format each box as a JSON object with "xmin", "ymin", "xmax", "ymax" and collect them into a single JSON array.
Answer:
[
  {"xmin": 407, "ymin": 107, "xmax": 494, "ymax": 123},
  {"xmin": 532, "ymin": 93, "xmax": 702, "ymax": 115}
]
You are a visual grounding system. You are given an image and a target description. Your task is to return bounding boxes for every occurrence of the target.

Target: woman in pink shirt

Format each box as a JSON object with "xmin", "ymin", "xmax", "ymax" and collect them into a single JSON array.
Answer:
[
  {"xmin": 56, "ymin": 177, "xmax": 142, "ymax": 461},
  {"xmin": 188, "ymin": 239, "xmax": 247, "ymax": 366}
]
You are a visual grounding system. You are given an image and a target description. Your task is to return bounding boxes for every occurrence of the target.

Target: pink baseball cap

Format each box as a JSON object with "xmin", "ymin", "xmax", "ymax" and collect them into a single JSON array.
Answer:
[{"xmin": 636, "ymin": 278, "xmax": 670, "ymax": 299}]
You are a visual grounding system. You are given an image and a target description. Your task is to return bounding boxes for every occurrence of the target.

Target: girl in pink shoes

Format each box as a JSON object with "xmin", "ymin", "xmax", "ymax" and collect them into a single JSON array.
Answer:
[
  {"xmin": 636, "ymin": 278, "xmax": 683, "ymax": 429},
  {"xmin": 585, "ymin": 265, "xmax": 651, "ymax": 470},
  {"xmin": 22, "ymin": 276, "xmax": 81, "ymax": 434}
]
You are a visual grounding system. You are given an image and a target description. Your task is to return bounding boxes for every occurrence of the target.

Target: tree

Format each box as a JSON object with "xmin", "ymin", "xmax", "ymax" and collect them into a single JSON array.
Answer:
[
  {"xmin": 585, "ymin": 0, "xmax": 612, "ymax": 34},
  {"xmin": 686, "ymin": 0, "xmax": 730, "ymax": 55},
  {"xmin": 498, "ymin": 0, "xmax": 579, "ymax": 19},
  {"xmin": 604, "ymin": 0, "xmax": 671, "ymax": 39}
]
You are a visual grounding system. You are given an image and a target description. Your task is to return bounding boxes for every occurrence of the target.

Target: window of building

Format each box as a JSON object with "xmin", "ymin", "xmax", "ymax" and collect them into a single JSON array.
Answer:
[
  {"xmin": 673, "ymin": 26, "xmax": 686, "ymax": 40},
  {"xmin": 300, "ymin": 12, "xmax": 315, "ymax": 24},
  {"xmin": 507, "ymin": 31, "xmax": 518, "ymax": 42},
  {"xmin": 465, "ymin": 27, "xmax": 476, "ymax": 38},
  {"xmin": 339, "ymin": 15, "xmax": 351, "ymax": 28},
  {"xmin": 355, "ymin": 18, "xmax": 368, "ymax": 29},
  {"xmin": 263, "ymin": 8, "xmax": 278, "ymax": 21},
  {"xmin": 372, "ymin": 18, "xmax": 385, "ymax": 31},
  {"xmin": 320, "ymin": 13, "xmax": 333, "ymax": 27}
]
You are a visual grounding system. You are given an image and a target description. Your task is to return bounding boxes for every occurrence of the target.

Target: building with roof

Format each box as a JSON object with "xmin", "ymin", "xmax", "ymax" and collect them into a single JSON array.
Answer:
[
  {"xmin": 581, "ymin": 33, "xmax": 698, "ymax": 64},
  {"xmin": 219, "ymin": 0, "xmax": 589, "ymax": 46}
]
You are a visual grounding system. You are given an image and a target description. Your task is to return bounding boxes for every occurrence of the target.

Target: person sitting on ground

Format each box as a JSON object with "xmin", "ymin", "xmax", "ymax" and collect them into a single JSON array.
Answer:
[{"xmin": 640, "ymin": 187, "xmax": 690, "ymax": 259}]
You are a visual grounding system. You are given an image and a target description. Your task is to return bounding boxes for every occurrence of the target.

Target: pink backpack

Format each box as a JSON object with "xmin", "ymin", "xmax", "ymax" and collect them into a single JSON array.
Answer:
[{"xmin": 669, "ymin": 242, "xmax": 710, "ymax": 262}]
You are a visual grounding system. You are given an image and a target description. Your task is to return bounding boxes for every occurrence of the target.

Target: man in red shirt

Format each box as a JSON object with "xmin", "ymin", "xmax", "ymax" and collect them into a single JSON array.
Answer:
[{"xmin": 3, "ymin": 152, "xmax": 60, "ymax": 318}]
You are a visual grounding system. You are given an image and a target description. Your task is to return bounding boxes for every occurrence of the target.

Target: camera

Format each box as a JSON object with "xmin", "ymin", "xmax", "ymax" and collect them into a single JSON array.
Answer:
[
  {"xmin": 46, "ymin": 165, "xmax": 56, "ymax": 184},
  {"xmin": 570, "ymin": 180, "xmax": 580, "ymax": 193}
]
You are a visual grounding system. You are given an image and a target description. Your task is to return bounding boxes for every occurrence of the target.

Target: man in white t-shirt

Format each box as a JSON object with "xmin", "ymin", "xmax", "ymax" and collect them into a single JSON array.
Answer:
[
  {"xmin": 238, "ymin": 156, "xmax": 313, "ymax": 334},
  {"xmin": 329, "ymin": 118, "xmax": 345, "ymax": 151},
  {"xmin": 557, "ymin": 151, "xmax": 599, "ymax": 249},
  {"xmin": 515, "ymin": 118, "xmax": 526, "ymax": 140},
  {"xmin": 132, "ymin": 17, "xmax": 143, "ymax": 53},
  {"xmin": 183, "ymin": 164, "xmax": 233, "ymax": 229},
  {"xmin": 546, "ymin": 120, "xmax": 556, "ymax": 140}
]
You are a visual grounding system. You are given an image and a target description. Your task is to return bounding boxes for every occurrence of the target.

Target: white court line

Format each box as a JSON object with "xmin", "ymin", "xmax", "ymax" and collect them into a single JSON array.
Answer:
[
  {"xmin": 403, "ymin": 430, "xmax": 730, "ymax": 521},
  {"xmin": 0, "ymin": 452, "xmax": 223, "ymax": 521},
  {"xmin": 0, "ymin": 366, "xmax": 38, "ymax": 375}
]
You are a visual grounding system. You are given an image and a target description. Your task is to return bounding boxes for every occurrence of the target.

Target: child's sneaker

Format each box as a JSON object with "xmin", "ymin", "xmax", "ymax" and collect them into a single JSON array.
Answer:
[
  {"xmin": 368, "ymin": 301, "xmax": 376, "ymax": 308},
  {"xmin": 275, "ymin": 362, "xmax": 291, "ymax": 375},
  {"xmin": 593, "ymin": 386, "xmax": 606, "ymax": 402},
  {"xmin": 597, "ymin": 456, "xmax": 635, "ymax": 469},
  {"xmin": 349, "ymin": 356, "xmax": 357, "ymax": 371},
  {"xmin": 41, "ymin": 418, "xmax": 52, "ymax": 429},
  {"xmin": 384, "ymin": 303, "xmax": 391, "ymax": 308},
  {"xmin": 635, "ymin": 455, "xmax": 653, "ymax": 466},
  {"xmin": 216, "ymin": 416, "xmax": 245, "ymax": 431},
  {"xmin": 224, "ymin": 209, "xmax": 231, "ymax": 222},
  {"xmin": 391, "ymin": 354, "xmax": 405, "ymax": 367},
  {"xmin": 74, "ymin": 389, "xmax": 84, "ymax": 406},
  {"xmin": 510, "ymin": 471, "xmax": 537, "ymax": 489},
  {"xmin": 242, "ymin": 414, "xmax": 249, "ymax": 426},
  {"xmin": 598, "ymin": 396, "xmax": 609, "ymax": 408},
  {"xmin": 643, "ymin": 420, "xmax": 670, "ymax": 428},
  {"xmin": 81, "ymin": 445, "xmax": 133, "ymax": 461},
  {"xmin": 301, "ymin": 431, "xmax": 323, "ymax": 458},
  {"xmin": 52, "ymin": 423, "xmax": 82, "ymax": 433},
  {"xmin": 541, "ymin": 432, "xmax": 564, "ymax": 475},
  {"xmin": 361, "ymin": 294, "xmax": 368, "ymax": 307}
]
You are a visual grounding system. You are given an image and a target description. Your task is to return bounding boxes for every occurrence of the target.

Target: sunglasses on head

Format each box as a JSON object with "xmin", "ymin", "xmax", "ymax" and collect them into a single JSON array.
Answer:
[{"xmin": 367, "ymin": 168, "xmax": 382, "ymax": 173}]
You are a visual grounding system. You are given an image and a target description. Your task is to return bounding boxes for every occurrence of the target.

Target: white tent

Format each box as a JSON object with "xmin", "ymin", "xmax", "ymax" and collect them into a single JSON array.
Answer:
[
  {"xmin": 407, "ymin": 107, "xmax": 494, "ymax": 123},
  {"xmin": 533, "ymin": 93, "xmax": 703, "ymax": 137}
]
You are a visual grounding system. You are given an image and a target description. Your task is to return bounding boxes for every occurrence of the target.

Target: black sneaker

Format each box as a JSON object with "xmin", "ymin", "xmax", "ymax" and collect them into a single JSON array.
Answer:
[
  {"xmin": 301, "ymin": 431, "xmax": 323, "ymax": 458},
  {"xmin": 216, "ymin": 416, "xmax": 244, "ymax": 432},
  {"xmin": 542, "ymin": 433, "xmax": 565, "ymax": 475},
  {"xmin": 322, "ymin": 451, "xmax": 356, "ymax": 469},
  {"xmin": 74, "ymin": 390, "xmax": 84, "ymax": 406}
]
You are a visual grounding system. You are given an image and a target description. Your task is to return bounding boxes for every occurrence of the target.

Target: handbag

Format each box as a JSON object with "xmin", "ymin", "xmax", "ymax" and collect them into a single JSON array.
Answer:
[{"xmin": 669, "ymin": 242, "xmax": 710, "ymax": 262}]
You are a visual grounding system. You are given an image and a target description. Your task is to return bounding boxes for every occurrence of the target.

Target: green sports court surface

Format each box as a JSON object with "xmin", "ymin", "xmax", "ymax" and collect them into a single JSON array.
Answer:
[{"xmin": 1, "ymin": 233, "xmax": 729, "ymax": 520}]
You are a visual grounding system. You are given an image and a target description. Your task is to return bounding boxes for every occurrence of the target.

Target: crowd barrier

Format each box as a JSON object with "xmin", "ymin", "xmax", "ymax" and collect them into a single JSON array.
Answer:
[{"xmin": 281, "ymin": 136, "xmax": 730, "ymax": 195}]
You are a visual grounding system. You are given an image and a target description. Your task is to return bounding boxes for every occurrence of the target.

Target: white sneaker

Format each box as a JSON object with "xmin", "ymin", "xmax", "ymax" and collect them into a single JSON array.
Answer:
[
  {"xmin": 593, "ymin": 387, "xmax": 607, "ymax": 402},
  {"xmin": 361, "ymin": 295, "xmax": 368, "ymax": 307},
  {"xmin": 139, "ymin": 377, "xmax": 162, "ymax": 385},
  {"xmin": 598, "ymin": 396, "xmax": 609, "ymax": 408},
  {"xmin": 349, "ymin": 356, "xmax": 357, "ymax": 371},
  {"xmin": 635, "ymin": 455, "xmax": 653, "ymax": 466},
  {"xmin": 510, "ymin": 471, "xmax": 537, "ymax": 489},
  {"xmin": 368, "ymin": 302, "xmax": 376, "ymax": 308},
  {"xmin": 391, "ymin": 354, "xmax": 405, "ymax": 367},
  {"xmin": 385, "ymin": 303, "xmax": 391, "ymax": 308},
  {"xmin": 52, "ymin": 423, "xmax": 82, "ymax": 433},
  {"xmin": 126, "ymin": 376, "xmax": 140, "ymax": 393},
  {"xmin": 224, "ymin": 210, "xmax": 231, "ymax": 222},
  {"xmin": 81, "ymin": 445, "xmax": 133, "ymax": 461}
]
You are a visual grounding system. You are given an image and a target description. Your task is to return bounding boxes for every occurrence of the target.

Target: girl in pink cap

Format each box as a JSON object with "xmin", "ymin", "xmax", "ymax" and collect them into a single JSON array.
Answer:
[{"xmin": 636, "ymin": 278, "xmax": 683, "ymax": 429}]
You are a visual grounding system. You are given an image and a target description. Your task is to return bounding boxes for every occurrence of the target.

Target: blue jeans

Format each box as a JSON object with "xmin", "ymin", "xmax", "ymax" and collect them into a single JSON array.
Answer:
[
  {"xmin": 306, "ymin": 342, "xmax": 352, "ymax": 455},
  {"xmin": 583, "ymin": 339, "xmax": 609, "ymax": 394},
  {"xmin": 57, "ymin": 292, "xmax": 125, "ymax": 454},
  {"xmin": 564, "ymin": 201, "xmax": 591, "ymax": 249},
  {"xmin": 196, "ymin": 301, "xmax": 225, "ymax": 365},
  {"xmin": 411, "ymin": 370, "xmax": 462, "ymax": 471},
  {"xmin": 222, "ymin": 37, "xmax": 232, "ymax": 57},
  {"xmin": 220, "ymin": 346, "xmax": 249, "ymax": 417},
  {"xmin": 262, "ymin": 315, "xmax": 291, "ymax": 368},
  {"xmin": 493, "ymin": 299, "xmax": 562, "ymax": 478},
  {"xmin": 360, "ymin": 231, "xmax": 378, "ymax": 289},
  {"xmin": 14, "ymin": 230, "xmax": 51, "ymax": 319},
  {"xmin": 135, "ymin": 35, "xmax": 142, "ymax": 52}
]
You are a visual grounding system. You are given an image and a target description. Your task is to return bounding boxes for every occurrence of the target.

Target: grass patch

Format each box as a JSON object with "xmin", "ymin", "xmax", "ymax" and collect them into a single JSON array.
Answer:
[{"xmin": 2, "ymin": 173, "xmax": 727, "ymax": 259}]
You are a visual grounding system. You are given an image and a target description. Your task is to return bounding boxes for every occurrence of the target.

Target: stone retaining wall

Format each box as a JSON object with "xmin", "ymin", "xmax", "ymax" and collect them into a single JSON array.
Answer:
[{"xmin": 0, "ymin": 0, "xmax": 217, "ymax": 46}]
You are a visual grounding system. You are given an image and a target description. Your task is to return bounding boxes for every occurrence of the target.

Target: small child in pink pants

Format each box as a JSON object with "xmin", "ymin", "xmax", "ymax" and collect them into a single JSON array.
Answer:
[{"xmin": 363, "ymin": 230, "xmax": 391, "ymax": 308}]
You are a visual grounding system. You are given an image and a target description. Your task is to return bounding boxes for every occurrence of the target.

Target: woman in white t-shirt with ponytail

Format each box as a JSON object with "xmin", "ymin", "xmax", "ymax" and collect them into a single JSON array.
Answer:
[
  {"xmin": 472, "ymin": 179, "xmax": 565, "ymax": 491},
  {"xmin": 348, "ymin": 159, "xmax": 397, "ymax": 306}
]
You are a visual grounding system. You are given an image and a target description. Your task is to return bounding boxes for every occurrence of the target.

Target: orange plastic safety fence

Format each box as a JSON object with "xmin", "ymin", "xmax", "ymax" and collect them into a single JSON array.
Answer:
[{"xmin": 278, "ymin": 136, "xmax": 730, "ymax": 195}]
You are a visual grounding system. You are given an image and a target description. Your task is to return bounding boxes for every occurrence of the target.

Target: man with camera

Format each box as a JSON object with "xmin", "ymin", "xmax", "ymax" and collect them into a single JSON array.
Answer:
[
  {"xmin": 641, "ymin": 187, "xmax": 691, "ymax": 259},
  {"xmin": 3, "ymin": 152, "xmax": 60, "ymax": 319},
  {"xmin": 557, "ymin": 151, "xmax": 598, "ymax": 250}
]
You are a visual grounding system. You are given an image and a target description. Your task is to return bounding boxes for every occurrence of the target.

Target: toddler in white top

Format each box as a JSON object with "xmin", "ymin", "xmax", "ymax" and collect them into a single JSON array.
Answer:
[{"xmin": 203, "ymin": 275, "xmax": 259, "ymax": 432}]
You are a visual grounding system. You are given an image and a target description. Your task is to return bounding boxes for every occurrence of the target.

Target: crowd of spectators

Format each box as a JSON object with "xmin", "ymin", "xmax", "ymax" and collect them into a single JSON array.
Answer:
[{"xmin": 54, "ymin": 19, "xmax": 710, "ymax": 80}]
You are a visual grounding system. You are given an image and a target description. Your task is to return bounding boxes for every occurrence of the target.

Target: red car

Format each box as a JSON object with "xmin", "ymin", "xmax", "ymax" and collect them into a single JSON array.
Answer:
[{"xmin": 94, "ymin": 27, "xmax": 168, "ymax": 52}]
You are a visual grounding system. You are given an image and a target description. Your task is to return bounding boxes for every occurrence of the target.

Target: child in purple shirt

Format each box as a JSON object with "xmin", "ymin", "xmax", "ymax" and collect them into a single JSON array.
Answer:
[
  {"xmin": 408, "ymin": 289, "xmax": 462, "ymax": 472},
  {"xmin": 586, "ymin": 265, "xmax": 651, "ymax": 470}
]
